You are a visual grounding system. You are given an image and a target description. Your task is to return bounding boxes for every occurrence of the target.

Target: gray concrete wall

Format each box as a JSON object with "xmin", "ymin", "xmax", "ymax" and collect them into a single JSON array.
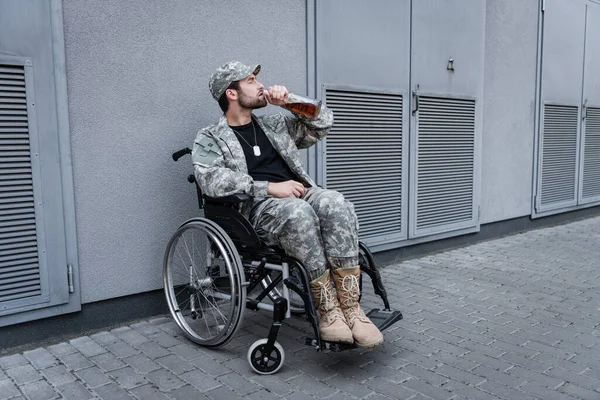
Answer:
[
  {"xmin": 62, "ymin": 0, "xmax": 307, "ymax": 303},
  {"xmin": 480, "ymin": 0, "xmax": 540, "ymax": 224}
]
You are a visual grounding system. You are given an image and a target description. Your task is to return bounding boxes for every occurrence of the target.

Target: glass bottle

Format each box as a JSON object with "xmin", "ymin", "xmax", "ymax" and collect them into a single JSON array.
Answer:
[{"xmin": 264, "ymin": 90, "xmax": 322, "ymax": 118}]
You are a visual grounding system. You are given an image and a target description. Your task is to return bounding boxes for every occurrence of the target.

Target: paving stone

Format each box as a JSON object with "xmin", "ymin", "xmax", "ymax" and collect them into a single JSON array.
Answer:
[
  {"xmin": 57, "ymin": 381, "xmax": 94, "ymax": 400},
  {"xmin": 131, "ymin": 321, "xmax": 162, "ymax": 336},
  {"xmin": 190, "ymin": 355, "xmax": 233, "ymax": 376},
  {"xmin": 47, "ymin": 343, "xmax": 77, "ymax": 357},
  {"xmin": 90, "ymin": 331, "xmax": 120, "ymax": 345},
  {"xmin": 559, "ymin": 382, "xmax": 600, "ymax": 400},
  {"xmin": 401, "ymin": 378, "xmax": 454, "ymax": 400},
  {"xmin": 155, "ymin": 354, "xmax": 195, "ymax": 375},
  {"xmin": 477, "ymin": 378, "xmax": 542, "ymax": 400},
  {"xmin": 22, "ymin": 348, "xmax": 58, "ymax": 370},
  {"xmin": 56, "ymin": 351, "xmax": 94, "ymax": 371},
  {"xmin": 249, "ymin": 374, "xmax": 296, "ymax": 396},
  {"xmin": 137, "ymin": 341, "xmax": 171, "ymax": 359},
  {"xmin": 0, "ymin": 378, "xmax": 20, "ymax": 399},
  {"xmin": 519, "ymin": 380, "xmax": 578, "ymax": 400},
  {"xmin": 288, "ymin": 374, "xmax": 337, "ymax": 398},
  {"xmin": 434, "ymin": 364, "xmax": 485, "ymax": 386},
  {"xmin": 74, "ymin": 366, "xmax": 112, "ymax": 388},
  {"xmin": 167, "ymin": 385, "xmax": 210, "ymax": 400},
  {"xmin": 69, "ymin": 337, "xmax": 107, "ymax": 357},
  {"xmin": 147, "ymin": 331, "xmax": 182, "ymax": 348},
  {"xmin": 41, "ymin": 365, "xmax": 76, "ymax": 386},
  {"xmin": 364, "ymin": 377, "xmax": 416, "ymax": 399},
  {"xmin": 108, "ymin": 366, "xmax": 148, "ymax": 389},
  {"xmin": 204, "ymin": 384, "xmax": 244, "ymax": 400},
  {"xmin": 112, "ymin": 327, "xmax": 150, "ymax": 347},
  {"xmin": 506, "ymin": 364, "xmax": 564, "ymax": 389},
  {"xmin": 104, "ymin": 340, "xmax": 140, "ymax": 358},
  {"xmin": 91, "ymin": 351, "xmax": 126, "ymax": 372},
  {"xmin": 129, "ymin": 384, "xmax": 170, "ymax": 400},
  {"xmin": 441, "ymin": 381, "xmax": 499, "ymax": 400},
  {"xmin": 19, "ymin": 380, "xmax": 59, "ymax": 400},
  {"xmin": 6, "ymin": 364, "xmax": 41, "ymax": 385},
  {"xmin": 0, "ymin": 354, "xmax": 27, "ymax": 369},
  {"xmin": 179, "ymin": 368, "xmax": 221, "ymax": 392},
  {"xmin": 323, "ymin": 374, "xmax": 374, "ymax": 398},
  {"xmin": 168, "ymin": 343, "xmax": 206, "ymax": 361},
  {"xmin": 218, "ymin": 372, "xmax": 263, "ymax": 396},
  {"xmin": 545, "ymin": 366, "xmax": 600, "ymax": 392},
  {"xmin": 93, "ymin": 382, "xmax": 135, "ymax": 400},
  {"xmin": 123, "ymin": 354, "xmax": 161, "ymax": 374},
  {"xmin": 145, "ymin": 368, "xmax": 185, "ymax": 391}
]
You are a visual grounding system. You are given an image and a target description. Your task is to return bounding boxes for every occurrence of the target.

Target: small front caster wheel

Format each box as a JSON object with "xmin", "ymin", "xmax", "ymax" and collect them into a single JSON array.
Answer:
[{"xmin": 247, "ymin": 339, "xmax": 285, "ymax": 375}]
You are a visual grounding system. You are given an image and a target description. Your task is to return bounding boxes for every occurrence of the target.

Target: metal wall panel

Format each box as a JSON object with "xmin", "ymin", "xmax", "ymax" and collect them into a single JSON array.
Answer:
[
  {"xmin": 409, "ymin": 0, "xmax": 485, "ymax": 238},
  {"xmin": 535, "ymin": 0, "xmax": 586, "ymax": 213},
  {"xmin": 323, "ymin": 87, "xmax": 405, "ymax": 244},
  {"xmin": 540, "ymin": 104, "xmax": 579, "ymax": 206},
  {"xmin": 414, "ymin": 95, "xmax": 476, "ymax": 235},
  {"xmin": 580, "ymin": 2, "xmax": 600, "ymax": 204},
  {"xmin": 0, "ymin": 1, "xmax": 74, "ymax": 325},
  {"xmin": 316, "ymin": 0, "xmax": 410, "ymax": 246}
]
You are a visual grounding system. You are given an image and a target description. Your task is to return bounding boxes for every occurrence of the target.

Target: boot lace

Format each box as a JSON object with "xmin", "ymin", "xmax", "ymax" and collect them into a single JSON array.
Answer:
[
  {"xmin": 339, "ymin": 274, "xmax": 367, "ymax": 324},
  {"xmin": 318, "ymin": 280, "xmax": 345, "ymax": 324}
]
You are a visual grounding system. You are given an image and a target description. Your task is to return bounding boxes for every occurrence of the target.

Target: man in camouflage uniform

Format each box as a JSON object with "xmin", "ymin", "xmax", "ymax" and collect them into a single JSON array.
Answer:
[{"xmin": 192, "ymin": 61, "xmax": 382, "ymax": 348}]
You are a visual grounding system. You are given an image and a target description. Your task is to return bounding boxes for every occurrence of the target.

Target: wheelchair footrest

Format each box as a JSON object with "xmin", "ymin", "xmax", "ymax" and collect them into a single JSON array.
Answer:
[
  {"xmin": 304, "ymin": 338, "xmax": 356, "ymax": 352},
  {"xmin": 366, "ymin": 308, "xmax": 403, "ymax": 332}
]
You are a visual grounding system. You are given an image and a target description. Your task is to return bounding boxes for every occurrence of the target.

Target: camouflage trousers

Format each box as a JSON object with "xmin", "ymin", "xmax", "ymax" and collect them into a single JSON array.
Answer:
[{"xmin": 250, "ymin": 187, "xmax": 359, "ymax": 281}]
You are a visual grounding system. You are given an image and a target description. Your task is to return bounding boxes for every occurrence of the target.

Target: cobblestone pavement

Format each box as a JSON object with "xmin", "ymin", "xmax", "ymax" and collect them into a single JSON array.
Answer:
[{"xmin": 1, "ymin": 216, "xmax": 600, "ymax": 399}]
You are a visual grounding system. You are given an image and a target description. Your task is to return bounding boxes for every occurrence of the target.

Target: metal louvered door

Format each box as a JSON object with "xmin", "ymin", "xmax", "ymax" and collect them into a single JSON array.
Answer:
[
  {"xmin": 536, "ymin": 0, "xmax": 586, "ymax": 213},
  {"xmin": 316, "ymin": 0, "xmax": 410, "ymax": 248},
  {"xmin": 0, "ymin": 56, "xmax": 69, "ymax": 319},
  {"xmin": 579, "ymin": 2, "xmax": 600, "ymax": 204},
  {"xmin": 323, "ymin": 88, "xmax": 407, "ymax": 245},
  {"xmin": 409, "ymin": 0, "xmax": 485, "ymax": 238}
]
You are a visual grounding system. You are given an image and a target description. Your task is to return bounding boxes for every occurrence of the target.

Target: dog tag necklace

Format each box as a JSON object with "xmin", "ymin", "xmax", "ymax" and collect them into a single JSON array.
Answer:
[{"xmin": 233, "ymin": 120, "xmax": 261, "ymax": 157}]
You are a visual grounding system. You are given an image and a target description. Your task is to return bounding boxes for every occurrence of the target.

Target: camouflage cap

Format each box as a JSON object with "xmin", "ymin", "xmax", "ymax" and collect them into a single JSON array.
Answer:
[{"xmin": 209, "ymin": 61, "xmax": 261, "ymax": 101}]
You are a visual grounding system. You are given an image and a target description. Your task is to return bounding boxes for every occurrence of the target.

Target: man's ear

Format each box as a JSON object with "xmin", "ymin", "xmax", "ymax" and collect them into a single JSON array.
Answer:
[{"xmin": 226, "ymin": 89, "xmax": 238, "ymax": 101}]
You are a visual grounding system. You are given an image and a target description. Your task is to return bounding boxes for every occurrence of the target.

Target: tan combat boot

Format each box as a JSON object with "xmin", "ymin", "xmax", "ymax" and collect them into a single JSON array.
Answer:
[
  {"xmin": 309, "ymin": 270, "xmax": 353, "ymax": 344},
  {"xmin": 332, "ymin": 266, "xmax": 383, "ymax": 348}
]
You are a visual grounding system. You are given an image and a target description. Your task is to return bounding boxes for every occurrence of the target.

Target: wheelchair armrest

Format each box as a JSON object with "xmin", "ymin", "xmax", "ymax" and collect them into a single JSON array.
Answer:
[{"xmin": 203, "ymin": 193, "xmax": 253, "ymax": 205}]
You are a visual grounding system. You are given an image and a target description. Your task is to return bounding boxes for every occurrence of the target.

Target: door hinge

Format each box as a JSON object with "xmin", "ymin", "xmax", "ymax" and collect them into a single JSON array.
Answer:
[
  {"xmin": 477, "ymin": 206, "xmax": 481, "ymax": 221},
  {"xmin": 534, "ymin": 195, "xmax": 538, "ymax": 212},
  {"xmin": 67, "ymin": 264, "xmax": 74, "ymax": 293},
  {"xmin": 541, "ymin": 0, "xmax": 546, "ymax": 12}
]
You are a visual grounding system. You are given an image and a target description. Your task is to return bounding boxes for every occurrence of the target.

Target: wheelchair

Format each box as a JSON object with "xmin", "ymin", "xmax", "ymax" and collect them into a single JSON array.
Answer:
[{"xmin": 163, "ymin": 147, "xmax": 403, "ymax": 374}]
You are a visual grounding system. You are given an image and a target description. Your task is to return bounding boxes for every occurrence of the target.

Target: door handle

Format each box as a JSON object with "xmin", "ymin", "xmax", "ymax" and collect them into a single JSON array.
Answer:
[
  {"xmin": 583, "ymin": 99, "xmax": 588, "ymax": 120},
  {"xmin": 412, "ymin": 85, "xmax": 420, "ymax": 116}
]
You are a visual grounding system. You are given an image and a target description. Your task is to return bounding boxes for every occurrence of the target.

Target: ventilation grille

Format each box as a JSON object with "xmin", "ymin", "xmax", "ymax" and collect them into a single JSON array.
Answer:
[
  {"xmin": 324, "ymin": 89, "xmax": 403, "ymax": 239},
  {"xmin": 540, "ymin": 104, "xmax": 578, "ymax": 206},
  {"xmin": 416, "ymin": 96, "xmax": 475, "ymax": 231},
  {"xmin": 0, "ymin": 64, "xmax": 41, "ymax": 303},
  {"xmin": 582, "ymin": 107, "xmax": 600, "ymax": 200}
]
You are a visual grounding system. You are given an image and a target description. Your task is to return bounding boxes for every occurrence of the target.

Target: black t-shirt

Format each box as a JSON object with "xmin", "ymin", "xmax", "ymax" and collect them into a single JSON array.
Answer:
[{"xmin": 230, "ymin": 120, "xmax": 299, "ymax": 183}]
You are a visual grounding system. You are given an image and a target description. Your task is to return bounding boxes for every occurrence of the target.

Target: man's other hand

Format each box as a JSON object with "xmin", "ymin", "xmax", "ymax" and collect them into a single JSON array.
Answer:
[{"xmin": 268, "ymin": 180, "xmax": 306, "ymax": 198}]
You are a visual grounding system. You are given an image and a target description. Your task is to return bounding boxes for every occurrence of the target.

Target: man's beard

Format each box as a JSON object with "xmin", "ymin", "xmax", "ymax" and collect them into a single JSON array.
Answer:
[{"xmin": 238, "ymin": 91, "xmax": 267, "ymax": 109}]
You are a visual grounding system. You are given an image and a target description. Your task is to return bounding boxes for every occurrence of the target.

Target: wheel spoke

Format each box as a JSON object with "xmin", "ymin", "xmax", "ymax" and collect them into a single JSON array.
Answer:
[{"xmin": 164, "ymin": 221, "xmax": 244, "ymax": 347}]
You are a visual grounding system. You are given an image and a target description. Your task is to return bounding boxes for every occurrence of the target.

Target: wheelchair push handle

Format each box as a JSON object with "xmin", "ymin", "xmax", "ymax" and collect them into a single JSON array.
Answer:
[{"xmin": 172, "ymin": 147, "xmax": 192, "ymax": 161}]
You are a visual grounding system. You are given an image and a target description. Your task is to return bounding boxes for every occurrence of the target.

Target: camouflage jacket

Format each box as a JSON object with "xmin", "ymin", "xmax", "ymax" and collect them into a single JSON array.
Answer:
[{"xmin": 191, "ymin": 107, "xmax": 334, "ymax": 217}]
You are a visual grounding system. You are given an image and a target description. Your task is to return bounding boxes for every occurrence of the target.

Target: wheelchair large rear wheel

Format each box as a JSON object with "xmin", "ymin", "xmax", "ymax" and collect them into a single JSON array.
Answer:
[{"xmin": 163, "ymin": 218, "xmax": 246, "ymax": 347}]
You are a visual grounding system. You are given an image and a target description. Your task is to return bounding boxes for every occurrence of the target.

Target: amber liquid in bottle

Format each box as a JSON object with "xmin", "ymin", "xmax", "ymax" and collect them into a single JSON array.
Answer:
[
  {"xmin": 282, "ymin": 102, "xmax": 322, "ymax": 118},
  {"xmin": 265, "ymin": 90, "xmax": 322, "ymax": 118}
]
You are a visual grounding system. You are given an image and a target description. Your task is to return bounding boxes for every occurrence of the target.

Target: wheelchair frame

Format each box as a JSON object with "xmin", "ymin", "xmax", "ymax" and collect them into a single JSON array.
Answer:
[{"xmin": 164, "ymin": 147, "xmax": 402, "ymax": 374}]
